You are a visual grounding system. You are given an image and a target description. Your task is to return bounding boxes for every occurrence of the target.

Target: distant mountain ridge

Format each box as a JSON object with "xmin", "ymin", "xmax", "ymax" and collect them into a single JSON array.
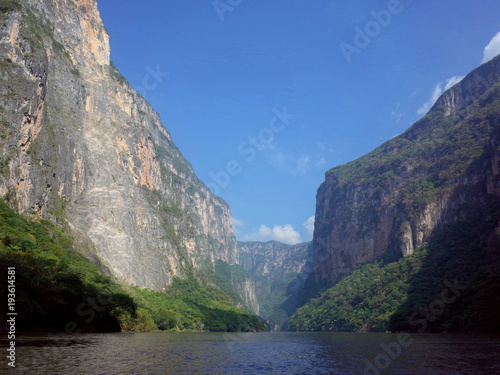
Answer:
[{"xmin": 238, "ymin": 240, "xmax": 309, "ymax": 328}]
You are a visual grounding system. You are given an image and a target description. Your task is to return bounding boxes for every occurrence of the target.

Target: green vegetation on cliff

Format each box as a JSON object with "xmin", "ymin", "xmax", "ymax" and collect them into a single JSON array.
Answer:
[
  {"xmin": 389, "ymin": 217, "xmax": 500, "ymax": 333},
  {"xmin": 0, "ymin": 200, "xmax": 136, "ymax": 333},
  {"xmin": 286, "ymin": 217, "xmax": 500, "ymax": 333},
  {"xmin": 0, "ymin": 200, "xmax": 266, "ymax": 333},
  {"xmin": 290, "ymin": 58, "xmax": 500, "ymax": 333},
  {"xmin": 121, "ymin": 278, "xmax": 266, "ymax": 332},
  {"xmin": 0, "ymin": 0, "xmax": 21, "ymax": 14},
  {"xmin": 285, "ymin": 250, "xmax": 424, "ymax": 332},
  {"xmin": 325, "ymin": 83, "xmax": 500, "ymax": 220}
]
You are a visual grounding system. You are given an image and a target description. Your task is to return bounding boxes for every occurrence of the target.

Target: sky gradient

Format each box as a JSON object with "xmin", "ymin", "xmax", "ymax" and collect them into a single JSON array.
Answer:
[{"xmin": 97, "ymin": 0, "xmax": 500, "ymax": 245}]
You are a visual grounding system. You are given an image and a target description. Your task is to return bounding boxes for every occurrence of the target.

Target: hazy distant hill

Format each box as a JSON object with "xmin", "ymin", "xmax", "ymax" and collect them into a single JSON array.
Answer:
[{"xmin": 238, "ymin": 240, "xmax": 309, "ymax": 328}]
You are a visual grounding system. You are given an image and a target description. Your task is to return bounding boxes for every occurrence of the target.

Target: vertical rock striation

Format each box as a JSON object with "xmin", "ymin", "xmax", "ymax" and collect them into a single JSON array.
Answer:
[
  {"xmin": 0, "ymin": 0, "xmax": 252, "ymax": 300},
  {"xmin": 238, "ymin": 241, "xmax": 309, "ymax": 327}
]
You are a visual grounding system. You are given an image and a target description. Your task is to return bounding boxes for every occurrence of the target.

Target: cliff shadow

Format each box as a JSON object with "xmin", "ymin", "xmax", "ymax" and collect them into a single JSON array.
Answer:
[{"xmin": 388, "ymin": 135, "xmax": 500, "ymax": 333}]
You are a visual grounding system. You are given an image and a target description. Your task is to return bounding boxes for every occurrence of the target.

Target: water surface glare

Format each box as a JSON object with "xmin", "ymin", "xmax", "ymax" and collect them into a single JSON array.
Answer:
[{"xmin": 4, "ymin": 332, "xmax": 500, "ymax": 374}]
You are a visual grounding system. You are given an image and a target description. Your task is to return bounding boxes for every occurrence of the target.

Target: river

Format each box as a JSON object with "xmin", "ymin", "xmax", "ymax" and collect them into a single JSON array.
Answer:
[{"xmin": 3, "ymin": 332, "xmax": 500, "ymax": 374}]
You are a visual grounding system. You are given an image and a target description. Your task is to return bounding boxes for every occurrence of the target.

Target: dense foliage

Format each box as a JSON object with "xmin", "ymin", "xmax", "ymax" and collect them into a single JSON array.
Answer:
[
  {"xmin": 389, "ymin": 218, "xmax": 500, "ymax": 333},
  {"xmin": 0, "ymin": 200, "xmax": 136, "ymax": 332},
  {"xmin": 0, "ymin": 0, "xmax": 21, "ymax": 14},
  {"xmin": 121, "ymin": 278, "xmax": 267, "ymax": 332},
  {"xmin": 286, "ymin": 218, "xmax": 500, "ymax": 333},
  {"xmin": 0, "ymin": 200, "xmax": 266, "ymax": 333},
  {"xmin": 285, "ymin": 250, "xmax": 425, "ymax": 332},
  {"xmin": 212, "ymin": 259, "xmax": 252, "ymax": 307},
  {"xmin": 325, "ymin": 84, "xmax": 500, "ymax": 220}
]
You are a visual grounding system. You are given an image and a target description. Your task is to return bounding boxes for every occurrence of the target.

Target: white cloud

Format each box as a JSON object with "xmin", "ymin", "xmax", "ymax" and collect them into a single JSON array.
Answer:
[
  {"xmin": 303, "ymin": 216, "xmax": 315, "ymax": 238},
  {"xmin": 315, "ymin": 158, "xmax": 326, "ymax": 168},
  {"xmin": 481, "ymin": 31, "xmax": 500, "ymax": 64},
  {"xmin": 232, "ymin": 217, "xmax": 244, "ymax": 227},
  {"xmin": 444, "ymin": 75, "xmax": 464, "ymax": 91},
  {"xmin": 232, "ymin": 217, "xmax": 244, "ymax": 236},
  {"xmin": 391, "ymin": 103, "xmax": 406, "ymax": 123},
  {"xmin": 416, "ymin": 75, "xmax": 464, "ymax": 116},
  {"xmin": 416, "ymin": 83, "xmax": 443, "ymax": 116},
  {"xmin": 242, "ymin": 224, "xmax": 302, "ymax": 245}
]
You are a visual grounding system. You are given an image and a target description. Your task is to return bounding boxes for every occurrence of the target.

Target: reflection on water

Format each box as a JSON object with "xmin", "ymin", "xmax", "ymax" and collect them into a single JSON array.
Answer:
[{"xmin": 1, "ymin": 332, "xmax": 499, "ymax": 374}]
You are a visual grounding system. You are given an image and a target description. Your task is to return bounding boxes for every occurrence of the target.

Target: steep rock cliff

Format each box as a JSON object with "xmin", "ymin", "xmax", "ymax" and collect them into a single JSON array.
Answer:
[
  {"xmin": 0, "ymin": 0, "xmax": 256, "ymax": 306},
  {"xmin": 238, "ymin": 241, "xmax": 309, "ymax": 327},
  {"xmin": 239, "ymin": 241, "xmax": 308, "ymax": 278},
  {"xmin": 311, "ymin": 55, "xmax": 500, "ymax": 284}
]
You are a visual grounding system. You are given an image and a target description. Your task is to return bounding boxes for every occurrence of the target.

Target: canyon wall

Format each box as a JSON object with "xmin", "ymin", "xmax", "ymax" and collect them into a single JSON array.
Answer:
[
  {"xmin": 238, "ymin": 241, "xmax": 309, "ymax": 327},
  {"xmin": 311, "ymin": 56, "xmax": 500, "ymax": 284},
  {"xmin": 0, "ymin": 0, "xmax": 256, "ymax": 308}
]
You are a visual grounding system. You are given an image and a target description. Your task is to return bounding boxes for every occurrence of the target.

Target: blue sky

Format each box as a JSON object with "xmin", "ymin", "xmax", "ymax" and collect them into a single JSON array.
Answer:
[{"xmin": 97, "ymin": 0, "xmax": 500, "ymax": 245}]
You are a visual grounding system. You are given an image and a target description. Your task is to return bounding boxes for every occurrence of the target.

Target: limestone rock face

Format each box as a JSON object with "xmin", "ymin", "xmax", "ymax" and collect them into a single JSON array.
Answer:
[
  {"xmin": 311, "ymin": 56, "xmax": 500, "ymax": 284},
  {"xmin": 0, "ymin": 0, "xmax": 245, "ymax": 293},
  {"xmin": 238, "ymin": 241, "xmax": 309, "ymax": 327},
  {"xmin": 239, "ymin": 241, "xmax": 308, "ymax": 278}
]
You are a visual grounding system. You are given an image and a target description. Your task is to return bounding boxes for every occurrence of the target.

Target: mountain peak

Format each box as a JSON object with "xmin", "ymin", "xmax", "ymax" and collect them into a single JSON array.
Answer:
[{"xmin": 314, "ymin": 56, "xmax": 500, "ymax": 284}]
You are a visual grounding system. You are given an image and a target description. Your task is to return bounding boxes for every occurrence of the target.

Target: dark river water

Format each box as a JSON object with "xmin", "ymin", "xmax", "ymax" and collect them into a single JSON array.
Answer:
[{"xmin": 2, "ymin": 332, "xmax": 500, "ymax": 374}]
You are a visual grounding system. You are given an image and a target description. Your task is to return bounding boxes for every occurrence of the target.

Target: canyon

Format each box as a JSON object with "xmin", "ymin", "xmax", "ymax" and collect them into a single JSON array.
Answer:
[{"xmin": 1, "ymin": 0, "xmax": 499, "ymax": 333}]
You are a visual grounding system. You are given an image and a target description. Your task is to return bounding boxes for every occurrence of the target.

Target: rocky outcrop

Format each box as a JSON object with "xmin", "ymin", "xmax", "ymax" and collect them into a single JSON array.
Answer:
[
  {"xmin": 311, "ymin": 55, "xmax": 500, "ymax": 284},
  {"xmin": 0, "ymin": 0, "xmax": 250, "ymax": 301},
  {"xmin": 239, "ymin": 241, "xmax": 308, "ymax": 278},
  {"xmin": 238, "ymin": 241, "xmax": 309, "ymax": 327}
]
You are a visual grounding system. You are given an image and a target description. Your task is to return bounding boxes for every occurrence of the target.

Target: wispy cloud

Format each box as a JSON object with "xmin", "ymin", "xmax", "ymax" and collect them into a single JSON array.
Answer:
[
  {"xmin": 416, "ymin": 75, "xmax": 464, "ymax": 116},
  {"xmin": 444, "ymin": 75, "xmax": 464, "ymax": 91},
  {"xmin": 391, "ymin": 103, "xmax": 406, "ymax": 123},
  {"xmin": 416, "ymin": 84, "xmax": 443, "ymax": 116},
  {"xmin": 241, "ymin": 224, "xmax": 302, "ymax": 245},
  {"xmin": 232, "ymin": 217, "xmax": 244, "ymax": 236},
  {"xmin": 481, "ymin": 31, "xmax": 500, "ymax": 64},
  {"xmin": 303, "ymin": 216, "xmax": 315, "ymax": 238},
  {"xmin": 295, "ymin": 155, "xmax": 311, "ymax": 175}
]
